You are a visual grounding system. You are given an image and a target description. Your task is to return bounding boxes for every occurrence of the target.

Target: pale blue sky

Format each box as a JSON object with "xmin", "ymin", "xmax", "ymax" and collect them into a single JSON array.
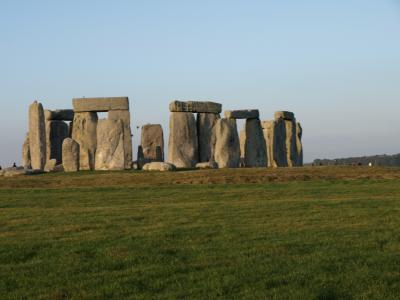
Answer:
[{"xmin": 0, "ymin": 0, "xmax": 399, "ymax": 166}]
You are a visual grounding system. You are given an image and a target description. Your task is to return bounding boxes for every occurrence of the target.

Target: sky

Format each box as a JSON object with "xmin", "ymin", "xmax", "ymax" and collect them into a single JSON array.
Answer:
[{"xmin": 0, "ymin": 0, "xmax": 399, "ymax": 166}]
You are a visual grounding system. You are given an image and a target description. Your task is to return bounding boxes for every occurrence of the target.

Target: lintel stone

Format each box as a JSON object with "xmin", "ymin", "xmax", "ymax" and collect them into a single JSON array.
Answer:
[
  {"xmin": 224, "ymin": 109, "xmax": 259, "ymax": 119},
  {"xmin": 169, "ymin": 101, "xmax": 222, "ymax": 113},
  {"xmin": 73, "ymin": 97, "xmax": 129, "ymax": 112}
]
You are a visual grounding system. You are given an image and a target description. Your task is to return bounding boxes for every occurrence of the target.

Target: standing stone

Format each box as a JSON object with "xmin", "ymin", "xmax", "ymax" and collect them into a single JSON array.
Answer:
[
  {"xmin": 272, "ymin": 118, "xmax": 288, "ymax": 167},
  {"xmin": 46, "ymin": 120, "xmax": 69, "ymax": 164},
  {"xmin": 62, "ymin": 138, "xmax": 80, "ymax": 172},
  {"xmin": 29, "ymin": 101, "xmax": 46, "ymax": 170},
  {"xmin": 296, "ymin": 122, "xmax": 303, "ymax": 167},
  {"xmin": 95, "ymin": 119, "xmax": 125, "ymax": 170},
  {"xmin": 108, "ymin": 110, "xmax": 133, "ymax": 169},
  {"xmin": 168, "ymin": 112, "xmax": 198, "ymax": 168},
  {"xmin": 244, "ymin": 119, "xmax": 267, "ymax": 167},
  {"xmin": 136, "ymin": 145, "xmax": 146, "ymax": 170},
  {"xmin": 71, "ymin": 112, "xmax": 98, "ymax": 170},
  {"xmin": 22, "ymin": 133, "xmax": 31, "ymax": 169},
  {"xmin": 239, "ymin": 129, "xmax": 246, "ymax": 159},
  {"xmin": 141, "ymin": 124, "xmax": 164, "ymax": 162},
  {"xmin": 285, "ymin": 119, "xmax": 298, "ymax": 167},
  {"xmin": 262, "ymin": 121, "xmax": 274, "ymax": 167},
  {"xmin": 197, "ymin": 113, "xmax": 220, "ymax": 162},
  {"xmin": 213, "ymin": 118, "xmax": 240, "ymax": 168}
]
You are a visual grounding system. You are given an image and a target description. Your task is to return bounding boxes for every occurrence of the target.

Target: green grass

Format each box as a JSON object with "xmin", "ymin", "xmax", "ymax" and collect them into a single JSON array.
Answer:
[{"xmin": 1, "ymin": 169, "xmax": 400, "ymax": 299}]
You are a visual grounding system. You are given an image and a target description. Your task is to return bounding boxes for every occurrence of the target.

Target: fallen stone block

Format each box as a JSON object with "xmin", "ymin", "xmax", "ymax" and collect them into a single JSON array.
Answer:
[
  {"xmin": 195, "ymin": 161, "xmax": 218, "ymax": 169},
  {"xmin": 169, "ymin": 101, "xmax": 222, "ymax": 113},
  {"xmin": 224, "ymin": 110, "xmax": 259, "ymax": 119},
  {"xmin": 142, "ymin": 162, "xmax": 176, "ymax": 172},
  {"xmin": 44, "ymin": 159, "xmax": 57, "ymax": 172},
  {"xmin": 73, "ymin": 97, "xmax": 129, "ymax": 112}
]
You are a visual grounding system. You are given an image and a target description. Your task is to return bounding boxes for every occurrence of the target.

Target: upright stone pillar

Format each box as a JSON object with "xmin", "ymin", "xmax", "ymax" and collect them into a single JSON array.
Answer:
[
  {"xmin": 239, "ymin": 129, "xmax": 246, "ymax": 166},
  {"xmin": 22, "ymin": 133, "xmax": 31, "ymax": 169},
  {"xmin": 213, "ymin": 118, "xmax": 240, "ymax": 168},
  {"xmin": 273, "ymin": 118, "xmax": 288, "ymax": 167},
  {"xmin": 108, "ymin": 110, "xmax": 132, "ymax": 169},
  {"xmin": 71, "ymin": 112, "xmax": 98, "ymax": 170},
  {"xmin": 141, "ymin": 124, "xmax": 164, "ymax": 162},
  {"xmin": 296, "ymin": 122, "xmax": 303, "ymax": 166},
  {"xmin": 285, "ymin": 119, "xmax": 298, "ymax": 167},
  {"xmin": 262, "ymin": 121, "xmax": 274, "ymax": 168},
  {"xmin": 244, "ymin": 119, "xmax": 267, "ymax": 167},
  {"xmin": 46, "ymin": 120, "xmax": 69, "ymax": 164},
  {"xmin": 168, "ymin": 112, "xmax": 198, "ymax": 168},
  {"xmin": 62, "ymin": 138, "xmax": 80, "ymax": 172},
  {"xmin": 29, "ymin": 101, "xmax": 46, "ymax": 170},
  {"xmin": 95, "ymin": 120, "xmax": 125, "ymax": 170},
  {"xmin": 197, "ymin": 113, "xmax": 220, "ymax": 162}
]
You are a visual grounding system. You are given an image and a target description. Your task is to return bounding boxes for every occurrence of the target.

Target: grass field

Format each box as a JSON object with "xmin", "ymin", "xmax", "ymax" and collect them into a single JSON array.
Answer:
[{"xmin": 1, "ymin": 167, "xmax": 400, "ymax": 299}]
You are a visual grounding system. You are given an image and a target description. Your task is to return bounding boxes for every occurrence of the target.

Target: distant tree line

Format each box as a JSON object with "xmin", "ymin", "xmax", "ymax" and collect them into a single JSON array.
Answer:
[{"xmin": 312, "ymin": 154, "xmax": 400, "ymax": 167}]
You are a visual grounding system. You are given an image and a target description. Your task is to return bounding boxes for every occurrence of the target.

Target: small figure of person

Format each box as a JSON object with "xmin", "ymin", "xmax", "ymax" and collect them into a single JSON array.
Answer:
[{"xmin": 13, "ymin": 162, "xmax": 17, "ymax": 168}]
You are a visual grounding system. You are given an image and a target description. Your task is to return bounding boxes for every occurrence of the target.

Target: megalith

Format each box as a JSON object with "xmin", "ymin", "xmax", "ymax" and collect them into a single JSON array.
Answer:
[
  {"xmin": 29, "ymin": 101, "xmax": 46, "ymax": 170},
  {"xmin": 244, "ymin": 118, "xmax": 267, "ymax": 167},
  {"xmin": 62, "ymin": 138, "xmax": 80, "ymax": 172},
  {"xmin": 46, "ymin": 120, "xmax": 69, "ymax": 164},
  {"xmin": 168, "ymin": 112, "xmax": 198, "ymax": 168},
  {"xmin": 169, "ymin": 101, "xmax": 222, "ymax": 113},
  {"xmin": 213, "ymin": 118, "xmax": 240, "ymax": 168},
  {"xmin": 224, "ymin": 110, "xmax": 259, "ymax": 119},
  {"xmin": 108, "ymin": 110, "xmax": 133, "ymax": 169},
  {"xmin": 71, "ymin": 112, "xmax": 98, "ymax": 170},
  {"xmin": 272, "ymin": 118, "xmax": 288, "ymax": 167},
  {"xmin": 261, "ymin": 121, "xmax": 274, "ymax": 167},
  {"xmin": 197, "ymin": 113, "xmax": 220, "ymax": 162},
  {"xmin": 141, "ymin": 124, "xmax": 164, "ymax": 162},
  {"xmin": 296, "ymin": 122, "xmax": 303, "ymax": 167},
  {"xmin": 95, "ymin": 119, "xmax": 125, "ymax": 171},
  {"xmin": 22, "ymin": 133, "xmax": 31, "ymax": 169},
  {"xmin": 285, "ymin": 119, "xmax": 298, "ymax": 167}
]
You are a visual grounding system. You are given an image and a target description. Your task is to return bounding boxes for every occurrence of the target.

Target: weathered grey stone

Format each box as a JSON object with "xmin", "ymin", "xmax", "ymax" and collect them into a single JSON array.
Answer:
[
  {"xmin": 169, "ymin": 101, "xmax": 222, "ymax": 113},
  {"xmin": 244, "ymin": 119, "xmax": 267, "ymax": 167},
  {"xmin": 142, "ymin": 162, "xmax": 176, "ymax": 172},
  {"xmin": 197, "ymin": 113, "xmax": 220, "ymax": 162},
  {"xmin": 168, "ymin": 112, "xmax": 198, "ymax": 168},
  {"xmin": 3, "ymin": 169, "xmax": 43, "ymax": 177},
  {"xmin": 239, "ymin": 129, "xmax": 246, "ymax": 160},
  {"xmin": 136, "ymin": 145, "xmax": 146, "ymax": 170},
  {"xmin": 213, "ymin": 118, "xmax": 240, "ymax": 168},
  {"xmin": 296, "ymin": 122, "xmax": 303, "ymax": 167},
  {"xmin": 46, "ymin": 120, "xmax": 69, "ymax": 164},
  {"xmin": 29, "ymin": 101, "xmax": 46, "ymax": 170},
  {"xmin": 272, "ymin": 119, "xmax": 288, "ymax": 168},
  {"xmin": 44, "ymin": 159, "xmax": 57, "ymax": 172},
  {"xmin": 22, "ymin": 133, "xmax": 31, "ymax": 169},
  {"xmin": 274, "ymin": 111, "xmax": 295, "ymax": 121},
  {"xmin": 285, "ymin": 119, "xmax": 298, "ymax": 167},
  {"xmin": 261, "ymin": 121, "xmax": 274, "ymax": 167},
  {"xmin": 73, "ymin": 97, "xmax": 129, "ymax": 112},
  {"xmin": 196, "ymin": 161, "xmax": 218, "ymax": 169},
  {"xmin": 141, "ymin": 124, "xmax": 164, "ymax": 162},
  {"xmin": 95, "ymin": 119, "xmax": 125, "ymax": 171},
  {"xmin": 45, "ymin": 109, "xmax": 74, "ymax": 121},
  {"xmin": 62, "ymin": 138, "xmax": 80, "ymax": 172},
  {"xmin": 108, "ymin": 110, "xmax": 133, "ymax": 169},
  {"xmin": 224, "ymin": 110, "xmax": 259, "ymax": 120},
  {"xmin": 71, "ymin": 112, "xmax": 98, "ymax": 170}
]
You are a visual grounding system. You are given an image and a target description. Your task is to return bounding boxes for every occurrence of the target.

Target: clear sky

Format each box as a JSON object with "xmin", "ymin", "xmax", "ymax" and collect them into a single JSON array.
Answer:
[{"xmin": 0, "ymin": 0, "xmax": 399, "ymax": 167}]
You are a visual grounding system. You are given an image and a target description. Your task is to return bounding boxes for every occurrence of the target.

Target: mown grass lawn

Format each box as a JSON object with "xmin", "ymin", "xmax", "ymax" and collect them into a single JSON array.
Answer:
[{"xmin": 1, "ymin": 168, "xmax": 400, "ymax": 299}]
